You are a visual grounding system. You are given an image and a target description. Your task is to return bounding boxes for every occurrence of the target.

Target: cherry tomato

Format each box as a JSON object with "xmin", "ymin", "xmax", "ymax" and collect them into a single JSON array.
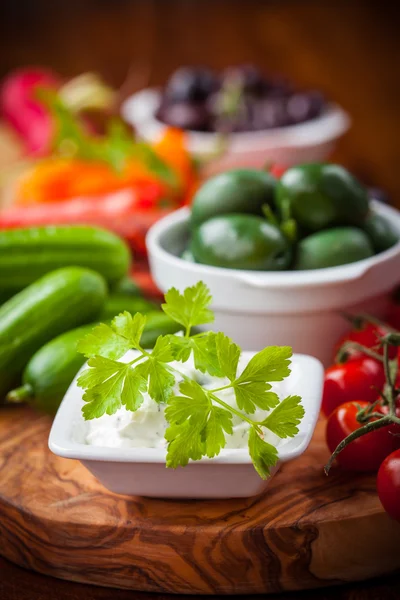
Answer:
[
  {"xmin": 379, "ymin": 399, "xmax": 400, "ymax": 449},
  {"xmin": 377, "ymin": 450, "xmax": 400, "ymax": 521},
  {"xmin": 326, "ymin": 401, "xmax": 399, "ymax": 472},
  {"xmin": 268, "ymin": 163, "xmax": 288, "ymax": 179},
  {"xmin": 322, "ymin": 357, "xmax": 385, "ymax": 417},
  {"xmin": 334, "ymin": 320, "xmax": 396, "ymax": 363}
]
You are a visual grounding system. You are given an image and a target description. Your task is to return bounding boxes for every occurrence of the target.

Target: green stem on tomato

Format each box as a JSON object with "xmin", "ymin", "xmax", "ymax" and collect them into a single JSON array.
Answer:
[
  {"xmin": 338, "ymin": 341, "xmax": 383, "ymax": 363},
  {"xmin": 324, "ymin": 415, "xmax": 393, "ymax": 474},
  {"xmin": 357, "ymin": 313, "xmax": 400, "ymax": 333}
]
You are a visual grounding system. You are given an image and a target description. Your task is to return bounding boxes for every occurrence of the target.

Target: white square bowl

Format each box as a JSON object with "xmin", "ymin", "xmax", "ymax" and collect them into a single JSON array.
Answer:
[{"xmin": 49, "ymin": 352, "xmax": 324, "ymax": 499}]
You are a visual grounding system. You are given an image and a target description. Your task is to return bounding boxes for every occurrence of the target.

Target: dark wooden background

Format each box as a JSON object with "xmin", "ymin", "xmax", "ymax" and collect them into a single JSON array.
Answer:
[
  {"xmin": 1, "ymin": 1, "xmax": 400, "ymax": 598},
  {"xmin": 1, "ymin": 0, "xmax": 400, "ymax": 201}
]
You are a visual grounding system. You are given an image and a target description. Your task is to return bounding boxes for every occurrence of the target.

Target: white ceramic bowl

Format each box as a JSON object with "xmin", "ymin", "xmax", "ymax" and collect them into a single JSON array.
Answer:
[
  {"xmin": 121, "ymin": 88, "xmax": 351, "ymax": 176},
  {"xmin": 49, "ymin": 352, "xmax": 323, "ymax": 499},
  {"xmin": 146, "ymin": 200, "xmax": 400, "ymax": 366}
]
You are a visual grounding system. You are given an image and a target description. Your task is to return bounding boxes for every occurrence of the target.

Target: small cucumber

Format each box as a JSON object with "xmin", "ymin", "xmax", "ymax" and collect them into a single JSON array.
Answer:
[
  {"xmin": 7, "ymin": 323, "xmax": 98, "ymax": 415},
  {"xmin": 0, "ymin": 266, "xmax": 107, "ymax": 398},
  {"xmin": 0, "ymin": 225, "xmax": 131, "ymax": 300},
  {"xmin": 100, "ymin": 294, "xmax": 157, "ymax": 320},
  {"xmin": 7, "ymin": 310, "xmax": 183, "ymax": 415},
  {"xmin": 112, "ymin": 276, "xmax": 142, "ymax": 296},
  {"xmin": 140, "ymin": 311, "xmax": 184, "ymax": 348}
]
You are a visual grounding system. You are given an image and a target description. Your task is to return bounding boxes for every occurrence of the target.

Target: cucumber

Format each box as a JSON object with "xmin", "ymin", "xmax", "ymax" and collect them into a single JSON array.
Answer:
[
  {"xmin": 7, "ymin": 323, "xmax": 98, "ymax": 415},
  {"xmin": 140, "ymin": 311, "xmax": 184, "ymax": 348},
  {"xmin": 0, "ymin": 266, "xmax": 107, "ymax": 398},
  {"xmin": 100, "ymin": 294, "xmax": 157, "ymax": 320},
  {"xmin": 0, "ymin": 225, "xmax": 131, "ymax": 300},
  {"xmin": 7, "ymin": 310, "xmax": 184, "ymax": 414},
  {"xmin": 112, "ymin": 276, "xmax": 142, "ymax": 296}
]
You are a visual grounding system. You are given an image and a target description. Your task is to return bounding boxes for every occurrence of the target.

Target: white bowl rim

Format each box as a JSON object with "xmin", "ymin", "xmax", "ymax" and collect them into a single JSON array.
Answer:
[
  {"xmin": 48, "ymin": 352, "xmax": 323, "ymax": 467},
  {"xmin": 121, "ymin": 87, "xmax": 351, "ymax": 154},
  {"xmin": 146, "ymin": 200, "xmax": 400, "ymax": 288}
]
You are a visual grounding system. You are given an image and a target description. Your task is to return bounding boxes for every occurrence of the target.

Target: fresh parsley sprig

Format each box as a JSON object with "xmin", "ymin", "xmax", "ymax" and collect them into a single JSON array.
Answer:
[{"xmin": 76, "ymin": 281, "xmax": 304, "ymax": 479}]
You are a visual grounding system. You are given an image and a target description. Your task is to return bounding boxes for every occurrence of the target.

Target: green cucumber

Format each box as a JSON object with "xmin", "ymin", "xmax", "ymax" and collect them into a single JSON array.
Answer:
[
  {"xmin": 7, "ymin": 323, "xmax": 98, "ymax": 415},
  {"xmin": 140, "ymin": 311, "xmax": 184, "ymax": 348},
  {"xmin": 7, "ymin": 310, "xmax": 183, "ymax": 415},
  {"xmin": 100, "ymin": 294, "xmax": 157, "ymax": 320},
  {"xmin": 111, "ymin": 276, "xmax": 142, "ymax": 296},
  {"xmin": 0, "ymin": 266, "xmax": 107, "ymax": 398},
  {"xmin": 0, "ymin": 225, "xmax": 131, "ymax": 300}
]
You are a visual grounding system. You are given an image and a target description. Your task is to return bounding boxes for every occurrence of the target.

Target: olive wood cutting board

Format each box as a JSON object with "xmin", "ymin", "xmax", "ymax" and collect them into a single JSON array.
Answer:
[{"xmin": 1, "ymin": 405, "xmax": 400, "ymax": 595}]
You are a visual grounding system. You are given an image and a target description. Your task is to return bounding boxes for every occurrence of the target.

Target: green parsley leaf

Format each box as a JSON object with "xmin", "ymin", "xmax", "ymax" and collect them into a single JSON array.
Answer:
[
  {"xmin": 236, "ymin": 346, "xmax": 292, "ymax": 383},
  {"xmin": 77, "ymin": 323, "xmax": 131, "ymax": 360},
  {"xmin": 233, "ymin": 382, "xmax": 279, "ymax": 414},
  {"xmin": 135, "ymin": 360, "xmax": 175, "ymax": 404},
  {"xmin": 215, "ymin": 332, "xmax": 240, "ymax": 381},
  {"xmin": 80, "ymin": 358, "xmax": 127, "ymax": 419},
  {"xmin": 165, "ymin": 380, "xmax": 210, "ymax": 467},
  {"xmin": 191, "ymin": 334, "xmax": 224, "ymax": 376},
  {"xmin": 150, "ymin": 335, "xmax": 175, "ymax": 363},
  {"xmin": 168, "ymin": 333, "xmax": 224, "ymax": 377},
  {"xmin": 121, "ymin": 368, "xmax": 147, "ymax": 412},
  {"xmin": 165, "ymin": 421, "xmax": 205, "ymax": 468},
  {"xmin": 162, "ymin": 281, "xmax": 214, "ymax": 331},
  {"xmin": 248, "ymin": 427, "xmax": 279, "ymax": 479},
  {"xmin": 165, "ymin": 380, "xmax": 210, "ymax": 424},
  {"xmin": 111, "ymin": 312, "xmax": 146, "ymax": 348},
  {"xmin": 205, "ymin": 406, "xmax": 232, "ymax": 458},
  {"xmin": 165, "ymin": 381, "xmax": 232, "ymax": 462},
  {"xmin": 78, "ymin": 357, "xmax": 146, "ymax": 419},
  {"xmin": 261, "ymin": 395, "xmax": 304, "ymax": 438},
  {"xmin": 168, "ymin": 336, "xmax": 192, "ymax": 363},
  {"xmin": 77, "ymin": 356, "xmax": 124, "ymax": 390}
]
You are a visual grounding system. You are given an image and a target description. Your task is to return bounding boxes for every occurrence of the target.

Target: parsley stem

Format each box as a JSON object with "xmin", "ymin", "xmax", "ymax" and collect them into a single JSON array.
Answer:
[
  {"xmin": 128, "ymin": 355, "xmax": 146, "ymax": 367},
  {"xmin": 137, "ymin": 345, "xmax": 151, "ymax": 358},
  {"xmin": 208, "ymin": 392, "xmax": 263, "ymax": 435},
  {"xmin": 209, "ymin": 383, "xmax": 233, "ymax": 394}
]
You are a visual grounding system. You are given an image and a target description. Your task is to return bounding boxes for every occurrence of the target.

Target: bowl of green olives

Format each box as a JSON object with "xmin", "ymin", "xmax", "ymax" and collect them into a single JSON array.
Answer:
[{"xmin": 146, "ymin": 164, "xmax": 400, "ymax": 365}]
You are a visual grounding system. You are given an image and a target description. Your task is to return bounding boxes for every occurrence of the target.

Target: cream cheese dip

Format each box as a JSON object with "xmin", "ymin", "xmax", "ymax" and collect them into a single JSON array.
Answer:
[{"xmin": 81, "ymin": 349, "xmax": 283, "ymax": 450}]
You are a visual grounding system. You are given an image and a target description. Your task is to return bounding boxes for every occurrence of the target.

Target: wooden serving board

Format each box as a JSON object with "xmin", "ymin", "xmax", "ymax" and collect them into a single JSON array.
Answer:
[{"xmin": 1, "ymin": 407, "xmax": 400, "ymax": 595}]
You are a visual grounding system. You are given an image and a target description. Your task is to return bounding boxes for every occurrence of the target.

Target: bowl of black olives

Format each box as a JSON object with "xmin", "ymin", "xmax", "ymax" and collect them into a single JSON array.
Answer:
[{"xmin": 122, "ymin": 64, "xmax": 350, "ymax": 176}]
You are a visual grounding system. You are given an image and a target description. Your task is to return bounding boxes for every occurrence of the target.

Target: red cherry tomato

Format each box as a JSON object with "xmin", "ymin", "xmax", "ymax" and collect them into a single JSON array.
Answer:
[
  {"xmin": 268, "ymin": 164, "xmax": 288, "ymax": 179},
  {"xmin": 334, "ymin": 321, "xmax": 396, "ymax": 363},
  {"xmin": 379, "ymin": 400, "xmax": 400, "ymax": 449},
  {"xmin": 322, "ymin": 357, "xmax": 385, "ymax": 417},
  {"xmin": 377, "ymin": 450, "xmax": 400, "ymax": 521},
  {"xmin": 326, "ymin": 401, "xmax": 399, "ymax": 472}
]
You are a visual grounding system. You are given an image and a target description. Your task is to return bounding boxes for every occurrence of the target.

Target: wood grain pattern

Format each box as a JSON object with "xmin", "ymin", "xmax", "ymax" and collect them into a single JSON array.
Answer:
[
  {"xmin": 0, "ymin": 2, "xmax": 400, "ymax": 597},
  {"xmin": 1, "ymin": 404, "xmax": 400, "ymax": 595},
  {"xmin": 2, "ymin": 556, "xmax": 400, "ymax": 600}
]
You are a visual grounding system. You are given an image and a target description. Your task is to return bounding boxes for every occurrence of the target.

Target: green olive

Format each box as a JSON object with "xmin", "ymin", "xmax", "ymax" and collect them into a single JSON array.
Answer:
[
  {"xmin": 190, "ymin": 169, "xmax": 276, "ymax": 227},
  {"xmin": 181, "ymin": 248, "xmax": 196, "ymax": 262},
  {"xmin": 294, "ymin": 227, "xmax": 374, "ymax": 270},
  {"xmin": 363, "ymin": 213, "xmax": 399, "ymax": 253},
  {"xmin": 191, "ymin": 214, "xmax": 291, "ymax": 271},
  {"xmin": 276, "ymin": 163, "xmax": 370, "ymax": 231}
]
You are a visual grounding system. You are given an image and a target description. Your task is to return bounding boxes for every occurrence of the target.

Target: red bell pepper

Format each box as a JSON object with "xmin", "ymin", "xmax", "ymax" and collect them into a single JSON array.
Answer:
[{"xmin": 0, "ymin": 183, "xmax": 175, "ymax": 256}]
